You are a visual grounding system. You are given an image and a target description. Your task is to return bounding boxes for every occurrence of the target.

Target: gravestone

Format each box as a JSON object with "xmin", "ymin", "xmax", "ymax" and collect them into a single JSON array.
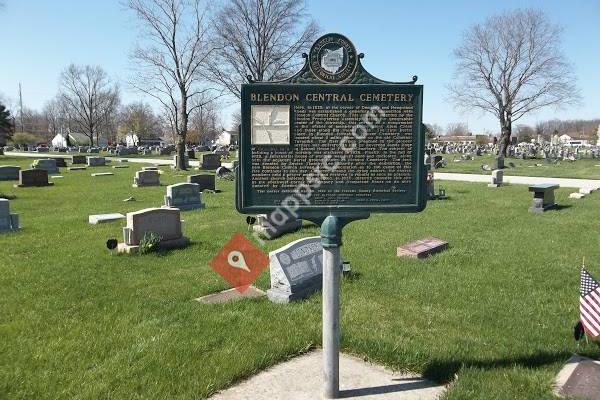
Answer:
[
  {"xmin": 87, "ymin": 156, "xmax": 106, "ymax": 167},
  {"xmin": 112, "ymin": 165, "xmax": 130, "ymax": 169},
  {"xmin": 142, "ymin": 166, "xmax": 159, "ymax": 171},
  {"xmin": 528, "ymin": 184, "xmax": 559, "ymax": 212},
  {"xmin": 71, "ymin": 155, "xmax": 87, "ymax": 164},
  {"xmin": 492, "ymin": 156, "xmax": 505, "ymax": 170},
  {"xmin": 0, "ymin": 166, "xmax": 20, "ymax": 181},
  {"xmin": 117, "ymin": 207, "xmax": 189, "ymax": 254},
  {"xmin": 31, "ymin": 159, "xmax": 58, "ymax": 174},
  {"xmin": 15, "ymin": 169, "xmax": 53, "ymax": 187},
  {"xmin": 397, "ymin": 237, "xmax": 448, "ymax": 259},
  {"xmin": 0, "ymin": 199, "xmax": 19, "ymax": 233},
  {"xmin": 132, "ymin": 170, "xmax": 160, "ymax": 187},
  {"xmin": 173, "ymin": 154, "xmax": 190, "ymax": 169},
  {"xmin": 187, "ymin": 174, "xmax": 216, "ymax": 191},
  {"xmin": 488, "ymin": 169, "xmax": 503, "ymax": 187},
  {"xmin": 253, "ymin": 213, "xmax": 302, "ymax": 239},
  {"xmin": 0, "ymin": 148, "xmax": 3, "ymax": 155},
  {"xmin": 68, "ymin": 166, "xmax": 87, "ymax": 171},
  {"xmin": 267, "ymin": 236, "xmax": 323, "ymax": 303},
  {"xmin": 426, "ymin": 166, "xmax": 435, "ymax": 199},
  {"xmin": 200, "ymin": 153, "xmax": 221, "ymax": 170},
  {"xmin": 54, "ymin": 158, "xmax": 67, "ymax": 168},
  {"xmin": 164, "ymin": 182, "xmax": 204, "ymax": 210},
  {"xmin": 91, "ymin": 172, "xmax": 114, "ymax": 177},
  {"xmin": 88, "ymin": 213, "xmax": 125, "ymax": 224},
  {"xmin": 432, "ymin": 155, "xmax": 443, "ymax": 169},
  {"xmin": 216, "ymin": 166, "xmax": 233, "ymax": 178},
  {"xmin": 187, "ymin": 150, "xmax": 196, "ymax": 159}
]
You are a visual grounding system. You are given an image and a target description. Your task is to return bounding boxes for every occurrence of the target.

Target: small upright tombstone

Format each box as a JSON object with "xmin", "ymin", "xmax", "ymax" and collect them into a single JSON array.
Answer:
[
  {"xmin": 15, "ymin": 169, "xmax": 53, "ymax": 187},
  {"xmin": 200, "ymin": 153, "xmax": 221, "ymax": 170},
  {"xmin": 0, "ymin": 199, "xmax": 19, "ymax": 233},
  {"xmin": 488, "ymin": 169, "xmax": 503, "ymax": 187},
  {"xmin": 173, "ymin": 154, "xmax": 190, "ymax": 169},
  {"xmin": 117, "ymin": 207, "xmax": 189, "ymax": 254},
  {"xmin": 253, "ymin": 213, "xmax": 302, "ymax": 239},
  {"xmin": 133, "ymin": 170, "xmax": 160, "ymax": 187},
  {"xmin": 492, "ymin": 156, "xmax": 505, "ymax": 170},
  {"xmin": 0, "ymin": 166, "xmax": 20, "ymax": 181},
  {"xmin": 87, "ymin": 156, "xmax": 106, "ymax": 167},
  {"xmin": 267, "ymin": 236, "xmax": 323, "ymax": 303},
  {"xmin": 71, "ymin": 155, "xmax": 87, "ymax": 164},
  {"xmin": 187, "ymin": 174, "xmax": 215, "ymax": 191},
  {"xmin": 164, "ymin": 182, "xmax": 204, "ymax": 210},
  {"xmin": 31, "ymin": 159, "xmax": 59, "ymax": 174},
  {"xmin": 54, "ymin": 158, "xmax": 68, "ymax": 168}
]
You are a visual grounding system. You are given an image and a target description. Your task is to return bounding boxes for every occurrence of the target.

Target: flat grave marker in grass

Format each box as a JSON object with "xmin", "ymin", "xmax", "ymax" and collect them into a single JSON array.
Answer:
[
  {"xmin": 88, "ymin": 213, "xmax": 125, "ymax": 224},
  {"xmin": 397, "ymin": 237, "xmax": 449, "ymax": 259},
  {"xmin": 91, "ymin": 172, "xmax": 114, "ymax": 177},
  {"xmin": 195, "ymin": 286, "xmax": 265, "ymax": 304}
]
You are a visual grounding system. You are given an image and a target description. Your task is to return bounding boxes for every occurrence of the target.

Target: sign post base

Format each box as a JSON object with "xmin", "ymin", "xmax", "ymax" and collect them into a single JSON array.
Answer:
[{"xmin": 319, "ymin": 214, "xmax": 369, "ymax": 399}]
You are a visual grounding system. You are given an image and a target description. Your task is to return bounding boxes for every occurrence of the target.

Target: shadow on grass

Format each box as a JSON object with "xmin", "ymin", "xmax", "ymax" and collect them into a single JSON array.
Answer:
[
  {"xmin": 423, "ymin": 350, "xmax": 572, "ymax": 383},
  {"xmin": 554, "ymin": 205, "xmax": 573, "ymax": 211}
]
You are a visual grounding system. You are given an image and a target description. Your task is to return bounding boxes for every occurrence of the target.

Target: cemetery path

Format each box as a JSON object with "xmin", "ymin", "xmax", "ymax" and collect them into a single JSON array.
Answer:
[{"xmin": 435, "ymin": 172, "xmax": 600, "ymax": 189}]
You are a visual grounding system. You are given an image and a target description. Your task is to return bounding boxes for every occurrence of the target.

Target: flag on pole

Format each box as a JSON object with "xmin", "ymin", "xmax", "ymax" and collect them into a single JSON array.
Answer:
[{"xmin": 580, "ymin": 266, "xmax": 600, "ymax": 339}]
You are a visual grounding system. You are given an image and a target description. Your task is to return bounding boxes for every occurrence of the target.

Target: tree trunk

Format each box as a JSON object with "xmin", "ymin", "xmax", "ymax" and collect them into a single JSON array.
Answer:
[
  {"xmin": 177, "ymin": 91, "xmax": 188, "ymax": 170},
  {"xmin": 498, "ymin": 116, "xmax": 511, "ymax": 158}
]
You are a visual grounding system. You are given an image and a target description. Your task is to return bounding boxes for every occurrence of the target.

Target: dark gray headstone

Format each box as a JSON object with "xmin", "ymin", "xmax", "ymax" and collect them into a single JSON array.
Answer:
[
  {"xmin": 15, "ymin": 169, "xmax": 53, "ymax": 187},
  {"xmin": 187, "ymin": 174, "xmax": 215, "ymax": 191}
]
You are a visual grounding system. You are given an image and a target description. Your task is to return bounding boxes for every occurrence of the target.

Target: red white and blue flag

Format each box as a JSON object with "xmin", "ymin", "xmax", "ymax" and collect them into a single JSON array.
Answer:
[{"xmin": 580, "ymin": 267, "xmax": 600, "ymax": 339}]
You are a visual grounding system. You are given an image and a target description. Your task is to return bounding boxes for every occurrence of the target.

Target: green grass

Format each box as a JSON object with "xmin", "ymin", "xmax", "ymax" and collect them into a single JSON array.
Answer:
[
  {"xmin": 1, "ymin": 154, "xmax": 599, "ymax": 399},
  {"xmin": 440, "ymin": 154, "xmax": 600, "ymax": 180}
]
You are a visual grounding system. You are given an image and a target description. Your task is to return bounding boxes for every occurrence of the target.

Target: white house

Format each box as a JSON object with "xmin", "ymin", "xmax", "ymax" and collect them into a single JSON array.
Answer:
[
  {"xmin": 124, "ymin": 132, "xmax": 139, "ymax": 147},
  {"xmin": 559, "ymin": 134, "xmax": 590, "ymax": 146}
]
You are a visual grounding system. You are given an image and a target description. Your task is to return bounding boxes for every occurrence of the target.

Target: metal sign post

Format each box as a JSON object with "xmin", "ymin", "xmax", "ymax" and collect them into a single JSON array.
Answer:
[{"xmin": 236, "ymin": 32, "xmax": 425, "ymax": 400}]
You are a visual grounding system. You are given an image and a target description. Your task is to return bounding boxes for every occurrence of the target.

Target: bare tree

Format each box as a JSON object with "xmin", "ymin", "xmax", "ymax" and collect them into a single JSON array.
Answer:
[
  {"xmin": 118, "ymin": 102, "xmax": 161, "ymax": 141},
  {"xmin": 59, "ymin": 64, "xmax": 120, "ymax": 146},
  {"xmin": 126, "ymin": 0, "xmax": 221, "ymax": 169},
  {"xmin": 189, "ymin": 99, "xmax": 222, "ymax": 144},
  {"xmin": 207, "ymin": 0, "xmax": 319, "ymax": 98},
  {"xmin": 449, "ymin": 9, "xmax": 580, "ymax": 157},
  {"xmin": 446, "ymin": 122, "xmax": 471, "ymax": 137}
]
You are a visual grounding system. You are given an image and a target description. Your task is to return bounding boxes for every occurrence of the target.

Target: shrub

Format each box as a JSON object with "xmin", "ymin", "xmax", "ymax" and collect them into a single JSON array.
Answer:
[{"xmin": 139, "ymin": 231, "xmax": 162, "ymax": 255}]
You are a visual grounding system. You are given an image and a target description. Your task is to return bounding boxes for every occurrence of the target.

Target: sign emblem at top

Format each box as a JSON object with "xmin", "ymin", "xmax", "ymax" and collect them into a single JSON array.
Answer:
[{"xmin": 309, "ymin": 33, "xmax": 358, "ymax": 83}]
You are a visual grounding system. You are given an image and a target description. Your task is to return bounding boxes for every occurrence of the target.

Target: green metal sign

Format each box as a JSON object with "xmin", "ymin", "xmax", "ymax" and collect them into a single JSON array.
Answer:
[{"xmin": 236, "ymin": 33, "xmax": 426, "ymax": 218}]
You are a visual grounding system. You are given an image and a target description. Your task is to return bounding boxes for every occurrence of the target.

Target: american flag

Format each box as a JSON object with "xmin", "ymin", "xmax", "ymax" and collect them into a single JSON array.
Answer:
[{"xmin": 580, "ymin": 267, "xmax": 600, "ymax": 339}]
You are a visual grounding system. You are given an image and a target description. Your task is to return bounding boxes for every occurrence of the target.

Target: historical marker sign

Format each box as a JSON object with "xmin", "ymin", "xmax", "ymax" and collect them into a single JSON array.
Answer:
[{"xmin": 237, "ymin": 33, "xmax": 425, "ymax": 216}]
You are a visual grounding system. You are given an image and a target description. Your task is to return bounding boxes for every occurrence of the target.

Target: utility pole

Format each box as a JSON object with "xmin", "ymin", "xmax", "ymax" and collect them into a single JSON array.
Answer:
[{"xmin": 18, "ymin": 83, "xmax": 24, "ymax": 132}]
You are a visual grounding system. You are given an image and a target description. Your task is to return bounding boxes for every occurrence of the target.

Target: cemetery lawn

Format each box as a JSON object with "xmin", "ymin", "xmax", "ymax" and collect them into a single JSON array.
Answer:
[
  {"xmin": 441, "ymin": 154, "xmax": 600, "ymax": 180},
  {"xmin": 1, "ymin": 154, "xmax": 600, "ymax": 400}
]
